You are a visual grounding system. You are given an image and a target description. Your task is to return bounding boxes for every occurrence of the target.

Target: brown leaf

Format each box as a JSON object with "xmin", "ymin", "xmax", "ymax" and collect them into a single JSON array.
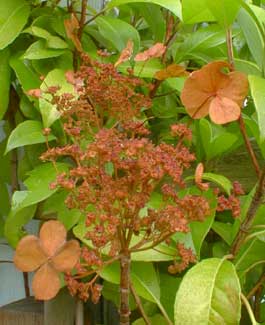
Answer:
[
  {"xmin": 39, "ymin": 220, "xmax": 66, "ymax": 257},
  {"xmin": 32, "ymin": 263, "xmax": 61, "ymax": 300},
  {"xmin": 195, "ymin": 163, "xmax": 209, "ymax": 191},
  {"xmin": 52, "ymin": 240, "xmax": 81, "ymax": 272},
  {"xmin": 14, "ymin": 235, "xmax": 47, "ymax": 272},
  {"xmin": 114, "ymin": 39, "xmax": 134, "ymax": 68},
  {"xmin": 64, "ymin": 14, "xmax": 83, "ymax": 52},
  {"xmin": 134, "ymin": 43, "xmax": 166, "ymax": 62},
  {"xmin": 154, "ymin": 64, "xmax": 188, "ymax": 80},
  {"xmin": 180, "ymin": 61, "xmax": 249, "ymax": 124}
]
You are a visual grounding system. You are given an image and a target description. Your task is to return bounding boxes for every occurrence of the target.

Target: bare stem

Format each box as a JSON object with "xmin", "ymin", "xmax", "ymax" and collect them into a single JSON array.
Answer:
[
  {"xmin": 247, "ymin": 273, "xmax": 265, "ymax": 299},
  {"xmin": 120, "ymin": 253, "xmax": 131, "ymax": 325},
  {"xmin": 241, "ymin": 293, "xmax": 257, "ymax": 325},
  {"xmin": 130, "ymin": 282, "xmax": 151, "ymax": 325}
]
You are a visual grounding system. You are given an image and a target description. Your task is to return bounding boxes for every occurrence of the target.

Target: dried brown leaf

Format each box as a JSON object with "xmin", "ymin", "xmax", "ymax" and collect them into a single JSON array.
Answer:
[
  {"xmin": 32, "ymin": 263, "xmax": 61, "ymax": 300},
  {"xmin": 154, "ymin": 64, "xmax": 188, "ymax": 80},
  {"xmin": 114, "ymin": 39, "xmax": 134, "ymax": 68},
  {"xmin": 39, "ymin": 220, "xmax": 66, "ymax": 257},
  {"xmin": 134, "ymin": 43, "xmax": 166, "ymax": 62},
  {"xmin": 14, "ymin": 235, "xmax": 47, "ymax": 272},
  {"xmin": 52, "ymin": 240, "xmax": 81, "ymax": 272},
  {"xmin": 64, "ymin": 14, "xmax": 83, "ymax": 52}
]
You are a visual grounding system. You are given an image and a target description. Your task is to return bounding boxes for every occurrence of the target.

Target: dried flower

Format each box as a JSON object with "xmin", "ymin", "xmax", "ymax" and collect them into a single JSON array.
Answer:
[
  {"xmin": 181, "ymin": 61, "xmax": 249, "ymax": 124},
  {"xmin": 14, "ymin": 220, "xmax": 80, "ymax": 300}
]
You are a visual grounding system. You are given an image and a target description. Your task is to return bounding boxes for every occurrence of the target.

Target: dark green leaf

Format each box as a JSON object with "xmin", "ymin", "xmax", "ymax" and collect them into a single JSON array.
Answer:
[
  {"xmin": 23, "ymin": 40, "xmax": 66, "ymax": 60},
  {"xmin": 0, "ymin": 48, "xmax": 11, "ymax": 119}
]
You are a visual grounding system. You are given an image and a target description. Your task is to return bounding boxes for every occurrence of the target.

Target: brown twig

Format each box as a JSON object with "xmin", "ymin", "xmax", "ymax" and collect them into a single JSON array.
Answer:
[
  {"xmin": 230, "ymin": 168, "xmax": 265, "ymax": 256},
  {"xmin": 130, "ymin": 282, "xmax": 151, "ymax": 325},
  {"xmin": 226, "ymin": 27, "xmax": 261, "ymax": 178},
  {"xmin": 247, "ymin": 273, "xmax": 265, "ymax": 299}
]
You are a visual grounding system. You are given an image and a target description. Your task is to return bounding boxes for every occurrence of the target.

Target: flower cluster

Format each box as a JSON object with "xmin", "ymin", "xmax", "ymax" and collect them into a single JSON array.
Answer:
[{"xmin": 39, "ymin": 57, "xmax": 211, "ymax": 301}]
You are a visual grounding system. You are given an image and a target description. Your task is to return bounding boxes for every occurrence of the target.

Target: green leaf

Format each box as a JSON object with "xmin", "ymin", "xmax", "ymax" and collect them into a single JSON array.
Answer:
[
  {"xmin": 39, "ymin": 69, "xmax": 75, "ymax": 127},
  {"xmin": 23, "ymin": 26, "xmax": 68, "ymax": 49},
  {"xmin": 249, "ymin": 75, "xmax": 265, "ymax": 141},
  {"xmin": 5, "ymin": 120, "xmax": 56, "ymax": 153},
  {"xmin": 106, "ymin": 0, "xmax": 182, "ymax": 19},
  {"xmin": 96, "ymin": 17, "xmax": 140, "ymax": 53},
  {"xmin": 0, "ymin": 0, "xmax": 30, "ymax": 49},
  {"xmin": 212, "ymin": 221, "xmax": 234, "ymax": 245},
  {"xmin": 118, "ymin": 59, "xmax": 163, "ymax": 78},
  {"xmin": 182, "ymin": 0, "xmax": 215, "ymax": 24},
  {"xmin": 133, "ymin": 314, "xmax": 167, "ymax": 325},
  {"xmin": 174, "ymin": 258, "xmax": 241, "ymax": 325},
  {"xmin": 207, "ymin": 133, "xmax": 238, "ymax": 160},
  {"xmin": 237, "ymin": 6, "xmax": 265, "ymax": 70},
  {"xmin": 5, "ymin": 162, "xmax": 69, "ymax": 247},
  {"xmin": 202, "ymin": 173, "xmax": 233, "ymax": 195},
  {"xmin": 9, "ymin": 53, "xmax": 41, "ymax": 91},
  {"xmin": 23, "ymin": 40, "xmax": 66, "ymax": 60},
  {"xmin": 189, "ymin": 189, "xmax": 217, "ymax": 259},
  {"xmin": 206, "ymin": 0, "xmax": 241, "ymax": 28}
]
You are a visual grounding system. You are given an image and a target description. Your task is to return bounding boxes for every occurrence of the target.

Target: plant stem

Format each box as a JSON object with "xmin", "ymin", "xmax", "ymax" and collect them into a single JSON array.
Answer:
[
  {"xmin": 130, "ymin": 282, "xmax": 151, "ymax": 325},
  {"xmin": 226, "ymin": 27, "xmax": 261, "ymax": 177},
  {"xmin": 247, "ymin": 273, "xmax": 265, "ymax": 299},
  {"xmin": 230, "ymin": 168, "xmax": 265, "ymax": 256},
  {"xmin": 241, "ymin": 293, "xmax": 258, "ymax": 325},
  {"xmin": 120, "ymin": 253, "xmax": 131, "ymax": 325}
]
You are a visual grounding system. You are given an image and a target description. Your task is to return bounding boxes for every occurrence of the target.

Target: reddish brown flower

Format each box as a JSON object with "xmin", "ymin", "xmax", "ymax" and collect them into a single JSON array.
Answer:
[
  {"xmin": 181, "ymin": 61, "xmax": 249, "ymax": 124},
  {"xmin": 134, "ymin": 43, "xmax": 166, "ymax": 62},
  {"xmin": 14, "ymin": 220, "xmax": 80, "ymax": 300}
]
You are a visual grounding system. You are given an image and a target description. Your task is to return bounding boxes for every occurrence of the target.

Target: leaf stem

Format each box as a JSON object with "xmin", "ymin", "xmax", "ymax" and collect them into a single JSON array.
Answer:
[
  {"xmin": 130, "ymin": 282, "xmax": 151, "ymax": 325},
  {"xmin": 241, "ymin": 293, "xmax": 258, "ymax": 325}
]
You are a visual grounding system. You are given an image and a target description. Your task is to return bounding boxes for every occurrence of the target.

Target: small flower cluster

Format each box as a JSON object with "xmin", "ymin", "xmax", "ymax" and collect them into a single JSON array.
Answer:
[
  {"xmin": 216, "ymin": 181, "xmax": 244, "ymax": 218},
  {"xmin": 168, "ymin": 243, "xmax": 196, "ymax": 274}
]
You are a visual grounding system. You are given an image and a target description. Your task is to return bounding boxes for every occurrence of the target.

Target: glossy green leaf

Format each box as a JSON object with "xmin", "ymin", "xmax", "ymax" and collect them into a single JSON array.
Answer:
[
  {"xmin": 133, "ymin": 314, "xmax": 167, "ymax": 325},
  {"xmin": 249, "ymin": 75, "xmax": 265, "ymax": 141},
  {"xmin": 0, "ymin": 0, "xmax": 30, "ymax": 49},
  {"xmin": 212, "ymin": 221, "xmax": 234, "ymax": 245},
  {"xmin": 5, "ymin": 120, "xmax": 56, "ymax": 153},
  {"xmin": 24, "ymin": 40, "xmax": 66, "ymax": 60},
  {"xmin": 40, "ymin": 69, "xmax": 75, "ymax": 127},
  {"xmin": 174, "ymin": 258, "xmax": 241, "ymax": 325},
  {"xmin": 0, "ymin": 48, "xmax": 11, "ymax": 119},
  {"xmin": 182, "ymin": 0, "xmax": 215, "ymax": 24},
  {"xmin": 206, "ymin": 0, "xmax": 241, "ymax": 28},
  {"xmin": 118, "ymin": 59, "xmax": 163, "ymax": 78},
  {"xmin": 9, "ymin": 53, "xmax": 41, "ymax": 91},
  {"xmin": 96, "ymin": 17, "xmax": 140, "ymax": 53},
  {"xmin": 107, "ymin": 0, "xmax": 182, "ymax": 19},
  {"xmin": 208, "ymin": 133, "xmax": 238, "ymax": 160}
]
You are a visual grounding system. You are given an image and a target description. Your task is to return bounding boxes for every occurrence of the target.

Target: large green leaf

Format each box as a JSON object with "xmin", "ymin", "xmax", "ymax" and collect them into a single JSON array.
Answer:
[
  {"xmin": 0, "ymin": 0, "xmax": 30, "ymax": 49},
  {"xmin": 249, "ymin": 75, "xmax": 265, "ymax": 141},
  {"xmin": 206, "ymin": 0, "xmax": 241, "ymax": 28},
  {"xmin": 106, "ymin": 0, "xmax": 182, "ymax": 19},
  {"xmin": 5, "ymin": 162, "xmax": 69, "ymax": 247},
  {"xmin": 0, "ymin": 48, "xmax": 11, "ymax": 119},
  {"xmin": 133, "ymin": 314, "xmax": 167, "ymax": 325},
  {"xmin": 118, "ymin": 59, "xmax": 163, "ymax": 78},
  {"xmin": 9, "ymin": 53, "xmax": 41, "ymax": 91},
  {"xmin": 5, "ymin": 120, "xmax": 56, "ymax": 153},
  {"xmin": 174, "ymin": 258, "xmax": 241, "ymax": 325},
  {"xmin": 96, "ymin": 17, "xmax": 140, "ymax": 53},
  {"xmin": 182, "ymin": 0, "xmax": 215, "ymax": 24}
]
